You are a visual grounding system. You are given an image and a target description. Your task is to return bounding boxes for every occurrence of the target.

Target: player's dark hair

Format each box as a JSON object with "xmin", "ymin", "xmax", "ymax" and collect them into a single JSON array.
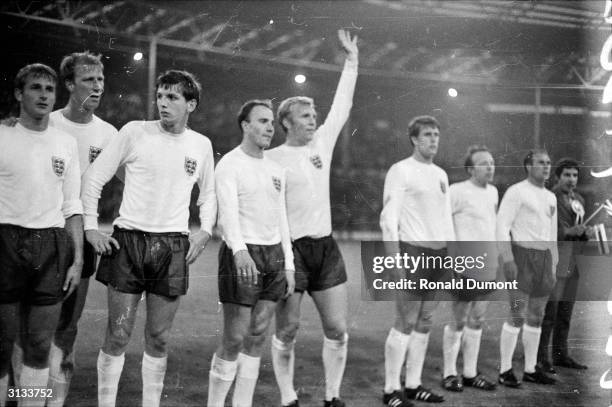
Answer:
[
  {"xmin": 59, "ymin": 51, "xmax": 104, "ymax": 84},
  {"xmin": 277, "ymin": 96, "xmax": 315, "ymax": 133},
  {"xmin": 14, "ymin": 63, "xmax": 57, "ymax": 91},
  {"xmin": 156, "ymin": 70, "xmax": 201, "ymax": 107},
  {"xmin": 523, "ymin": 148, "xmax": 549, "ymax": 173},
  {"xmin": 554, "ymin": 157, "xmax": 580, "ymax": 178},
  {"xmin": 464, "ymin": 145, "xmax": 491, "ymax": 172},
  {"xmin": 407, "ymin": 115, "xmax": 439, "ymax": 146},
  {"xmin": 237, "ymin": 99, "xmax": 273, "ymax": 132}
]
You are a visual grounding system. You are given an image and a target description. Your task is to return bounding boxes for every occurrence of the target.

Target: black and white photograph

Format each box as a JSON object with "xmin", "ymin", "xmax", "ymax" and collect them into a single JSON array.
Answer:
[{"xmin": 1, "ymin": 1, "xmax": 612, "ymax": 406}]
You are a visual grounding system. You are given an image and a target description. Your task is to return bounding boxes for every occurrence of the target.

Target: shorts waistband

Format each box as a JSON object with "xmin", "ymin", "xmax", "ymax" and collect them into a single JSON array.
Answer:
[
  {"xmin": 511, "ymin": 243, "xmax": 550, "ymax": 254},
  {"xmin": 0, "ymin": 223, "xmax": 63, "ymax": 233},
  {"xmin": 114, "ymin": 227, "xmax": 188, "ymax": 238},
  {"xmin": 293, "ymin": 235, "xmax": 333, "ymax": 243}
]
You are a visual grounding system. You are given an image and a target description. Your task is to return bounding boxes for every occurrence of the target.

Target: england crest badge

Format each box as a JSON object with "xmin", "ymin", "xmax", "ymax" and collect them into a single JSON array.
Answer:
[
  {"xmin": 272, "ymin": 176, "xmax": 282, "ymax": 192},
  {"xmin": 51, "ymin": 156, "xmax": 65, "ymax": 177},
  {"xmin": 550, "ymin": 205, "xmax": 556, "ymax": 217},
  {"xmin": 309, "ymin": 155, "xmax": 323, "ymax": 169},
  {"xmin": 439, "ymin": 180, "xmax": 446, "ymax": 193},
  {"xmin": 184, "ymin": 157, "xmax": 197, "ymax": 176},
  {"xmin": 89, "ymin": 146, "xmax": 102, "ymax": 163}
]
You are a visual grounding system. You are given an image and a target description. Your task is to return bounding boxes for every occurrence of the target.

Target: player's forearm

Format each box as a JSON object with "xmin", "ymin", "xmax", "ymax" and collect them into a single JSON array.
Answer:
[
  {"xmin": 197, "ymin": 187, "xmax": 217, "ymax": 235},
  {"xmin": 65, "ymin": 214, "xmax": 84, "ymax": 266}
]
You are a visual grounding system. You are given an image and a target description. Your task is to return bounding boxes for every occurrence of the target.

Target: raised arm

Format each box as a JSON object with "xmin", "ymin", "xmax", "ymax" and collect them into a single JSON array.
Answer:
[{"xmin": 317, "ymin": 29, "xmax": 359, "ymax": 152}]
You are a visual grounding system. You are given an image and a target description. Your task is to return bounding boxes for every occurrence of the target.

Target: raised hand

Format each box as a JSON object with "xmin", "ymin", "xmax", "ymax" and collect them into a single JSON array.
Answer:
[{"xmin": 338, "ymin": 29, "xmax": 358, "ymax": 63}]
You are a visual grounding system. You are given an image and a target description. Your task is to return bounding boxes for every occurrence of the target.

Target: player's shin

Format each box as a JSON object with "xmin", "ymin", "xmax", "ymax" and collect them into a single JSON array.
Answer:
[
  {"xmin": 271, "ymin": 335, "xmax": 298, "ymax": 405},
  {"xmin": 97, "ymin": 350, "xmax": 125, "ymax": 407},
  {"xmin": 322, "ymin": 333, "xmax": 348, "ymax": 401},
  {"xmin": 142, "ymin": 352, "xmax": 167, "ymax": 407},
  {"xmin": 231, "ymin": 353, "xmax": 260, "ymax": 407}
]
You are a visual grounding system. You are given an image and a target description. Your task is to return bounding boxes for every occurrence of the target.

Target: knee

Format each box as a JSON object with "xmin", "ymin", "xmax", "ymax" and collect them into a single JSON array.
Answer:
[
  {"xmin": 322, "ymin": 319, "xmax": 347, "ymax": 340},
  {"xmin": 508, "ymin": 316, "xmax": 524, "ymax": 328},
  {"xmin": 394, "ymin": 314, "xmax": 415, "ymax": 334},
  {"xmin": 23, "ymin": 335, "xmax": 52, "ymax": 368},
  {"xmin": 414, "ymin": 313, "xmax": 434, "ymax": 333},
  {"xmin": 145, "ymin": 327, "xmax": 170, "ymax": 356},
  {"xmin": 467, "ymin": 315, "xmax": 483, "ymax": 330},
  {"xmin": 106, "ymin": 325, "xmax": 132, "ymax": 353},
  {"xmin": 526, "ymin": 315, "xmax": 543, "ymax": 328},
  {"xmin": 451, "ymin": 320, "xmax": 466, "ymax": 331},
  {"xmin": 222, "ymin": 332, "xmax": 245, "ymax": 356},
  {"xmin": 276, "ymin": 320, "xmax": 300, "ymax": 343}
]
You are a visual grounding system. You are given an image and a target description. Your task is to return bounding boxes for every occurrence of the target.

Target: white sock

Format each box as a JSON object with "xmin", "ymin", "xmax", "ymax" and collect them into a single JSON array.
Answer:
[
  {"xmin": 404, "ymin": 331, "xmax": 429, "ymax": 389},
  {"xmin": 442, "ymin": 325, "xmax": 462, "ymax": 378},
  {"xmin": 522, "ymin": 324, "xmax": 542, "ymax": 374},
  {"xmin": 47, "ymin": 342, "xmax": 73, "ymax": 407},
  {"xmin": 97, "ymin": 350, "xmax": 125, "ymax": 407},
  {"xmin": 461, "ymin": 327, "xmax": 482, "ymax": 379},
  {"xmin": 271, "ymin": 335, "xmax": 298, "ymax": 405},
  {"xmin": 0, "ymin": 374, "xmax": 8, "ymax": 407},
  {"xmin": 499, "ymin": 322, "xmax": 520, "ymax": 373},
  {"xmin": 19, "ymin": 366, "xmax": 49, "ymax": 407},
  {"xmin": 11, "ymin": 342, "xmax": 23, "ymax": 387},
  {"xmin": 322, "ymin": 333, "xmax": 348, "ymax": 401},
  {"xmin": 384, "ymin": 328, "xmax": 410, "ymax": 393},
  {"xmin": 232, "ymin": 353, "xmax": 260, "ymax": 407},
  {"xmin": 207, "ymin": 353, "xmax": 237, "ymax": 407},
  {"xmin": 142, "ymin": 352, "xmax": 167, "ymax": 407}
]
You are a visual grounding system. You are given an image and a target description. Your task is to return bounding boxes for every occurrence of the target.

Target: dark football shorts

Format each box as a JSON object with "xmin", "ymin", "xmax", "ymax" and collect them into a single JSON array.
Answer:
[
  {"xmin": 96, "ymin": 227, "xmax": 190, "ymax": 297},
  {"xmin": 218, "ymin": 241, "xmax": 286, "ymax": 307},
  {"xmin": 0, "ymin": 223, "xmax": 74, "ymax": 306},
  {"xmin": 510, "ymin": 244, "xmax": 555, "ymax": 297},
  {"xmin": 399, "ymin": 241, "xmax": 447, "ymax": 294},
  {"xmin": 293, "ymin": 235, "xmax": 347, "ymax": 293}
]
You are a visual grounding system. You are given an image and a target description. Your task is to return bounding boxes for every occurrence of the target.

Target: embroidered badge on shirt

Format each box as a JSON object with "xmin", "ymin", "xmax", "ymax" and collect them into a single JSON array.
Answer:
[
  {"xmin": 272, "ymin": 176, "xmax": 282, "ymax": 192},
  {"xmin": 184, "ymin": 157, "xmax": 197, "ymax": 176},
  {"xmin": 550, "ymin": 205, "xmax": 556, "ymax": 217},
  {"xmin": 89, "ymin": 146, "xmax": 102, "ymax": 163},
  {"xmin": 309, "ymin": 155, "xmax": 323, "ymax": 169},
  {"xmin": 52, "ymin": 156, "xmax": 65, "ymax": 177},
  {"xmin": 440, "ymin": 180, "xmax": 446, "ymax": 193}
]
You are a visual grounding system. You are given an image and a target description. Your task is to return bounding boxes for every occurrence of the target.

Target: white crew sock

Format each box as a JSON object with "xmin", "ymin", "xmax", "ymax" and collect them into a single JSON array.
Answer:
[
  {"xmin": 461, "ymin": 327, "xmax": 482, "ymax": 379},
  {"xmin": 322, "ymin": 333, "xmax": 348, "ymax": 401},
  {"xmin": 19, "ymin": 366, "xmax": 49, "ymax": 407},
  {"xmin": 207, "ymin": 353, "xmax": 237, "ymax": 407},
  {"xmin": 522, "ymin": 324, "xmax": 542, "ymax": 374},
  {"xmin": 442, "ymin": 325, "xmax": 463, "ymax": 378},
  {"xmin": 11, "ymin": 342, "xmax": 23, "ymax": 387},
  {"xmin": 499, "ymin": 322, "xmax": 520, "ymax": 373},
  {"xmin": 142, "ymin": 352, "xmax": 167, "ymax": 407},
  {"xmin": 232, "ymin": 353, "xmax": 260, "ymax": 407},
  {"xmin": 97, "ymin": 350, "xmax": 125, "ymax": 407},
  {"xmin": 271, "ymin": 335, "xmax": 298, "ymax": 405},
  {"xmin": 47, "ymin": 342, "xmax": 74, "ymax": 407},
  {"xmin": 404, "ymin": 331, "xmax": 429, "ymax": 389},
  {"xmin": 384, "ymin": 328, "xmax": 410, "ymax": 393},
  {"xmin": 0, "ymin": 374, "xmax": 8, "ymax": 407}
]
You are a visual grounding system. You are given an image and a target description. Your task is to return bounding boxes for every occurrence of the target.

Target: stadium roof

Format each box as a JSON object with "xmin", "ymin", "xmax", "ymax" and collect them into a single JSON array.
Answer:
[{"xmin": 1, "ymin": 0, "xmax": 609, "ymax": 90}]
